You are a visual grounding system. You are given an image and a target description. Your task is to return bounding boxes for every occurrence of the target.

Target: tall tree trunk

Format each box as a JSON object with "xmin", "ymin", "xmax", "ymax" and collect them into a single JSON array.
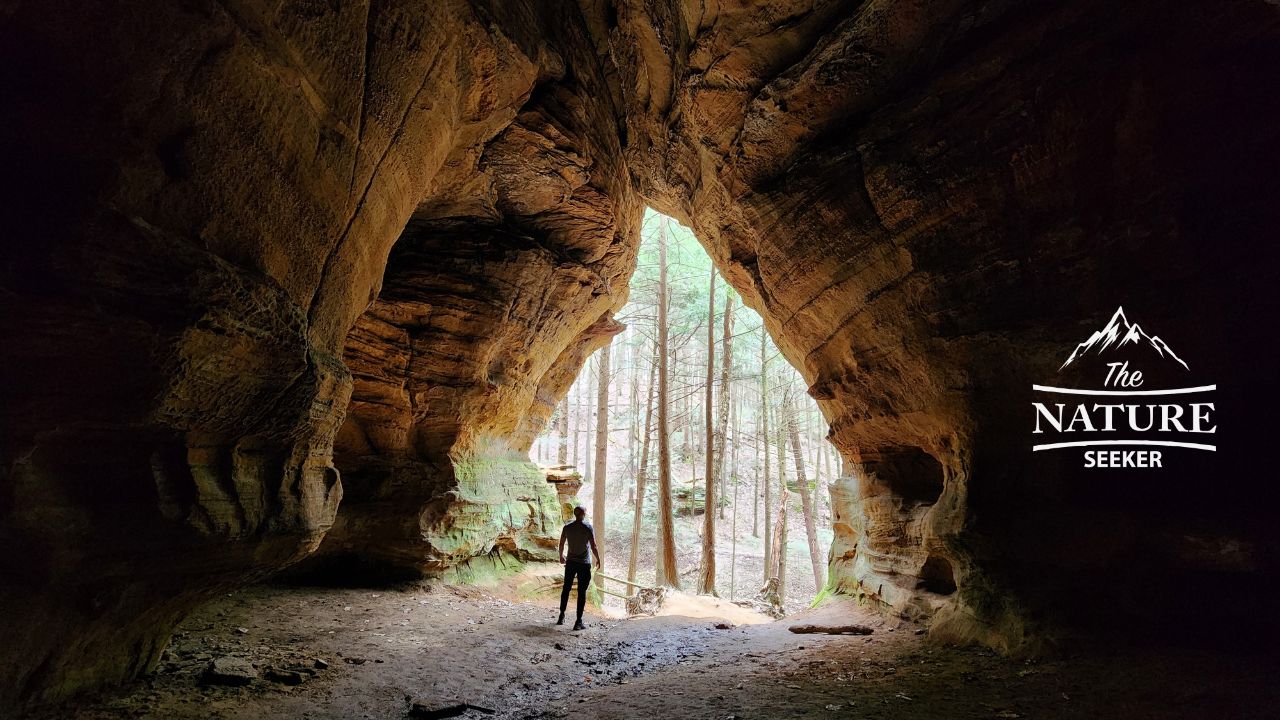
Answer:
[
  {"xmin": 570, "ymin": 379, "xmax": 581, "ymax": 468},
  {"xmin": 752, "ymin": 466, "xmax": 760, "ymax": 538},
  {"xmin": 627, "ymin": 330, "xmax": 639, "ymax": 504},
  {"xmin": 557, "ymin": 396, "xmax": 569, "ymax": 465},
  {"xmin": 698, "ymin": 268, "xmax": 717, "ymax": 595},
  {"xmin": 730, "ymin": 380, "xmax": 740, "ymax": 533},
  {"xmin": 680, "ymin": 346, "xmax": 691, "ymax": 466},
  {"xmin": 715, "ymin": 292, "xmax": 733, "ymax": 520},
  {"xmin": 730, "ymin": 472, "xmax": 739, "ymax": 601},
  {"xmin": 593, "ymin": 342, "xmax": 611, "ymax": 590},
  {"xmin": 655, "ymin": 219, "xmax": 680, "ymax": 588},
  {"xmin": 786, "ymin": 390, "xmax": 825, "ymax": 592},
  {"xmin": 773, "ymin": 404, "xmax": 789, "ymax": 599},
  {"xmin": 809, "ymin": 413, "xmax": 827, "ymax": 524},
  {"xmin": 772, "ymin": 484, "xmax": 789, "ymax": 598},
  {"xmin": 760, "ymin": 328, "xmax": 772, "ymax": 582},
  {"xmin": 582, "ymin": 357, "xmax": 593, "ymax": 484},
  {"xmin": 818, "ymin": 440, "xmax": 831, "ymax": 525},
  {"xmin": 627, "ymin": 344, "xmax": 657, "ymax": 595}
]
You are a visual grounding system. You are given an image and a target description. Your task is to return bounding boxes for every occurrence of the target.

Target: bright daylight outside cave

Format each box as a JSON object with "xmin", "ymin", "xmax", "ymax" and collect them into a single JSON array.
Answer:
[{"xmin": 0, "ymin": 2, "xmax": 1277, "ymax": 719}]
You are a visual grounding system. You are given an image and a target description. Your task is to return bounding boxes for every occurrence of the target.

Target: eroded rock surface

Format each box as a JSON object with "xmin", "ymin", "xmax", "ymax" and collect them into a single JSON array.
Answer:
[
  {"xmin": 0, "ymin": 0, "xmax": 620, "ymax": 706},
  {"xmin": 2, "ymin": 0, "xmax": 1278, "ymax": 708},
  {"xmin": 609, "ymin": 0, "xmax": 1280, "ymax": 650},
  {"xmin": 305, "ymin": 9, "xmax": 640, "ymax": 578}
]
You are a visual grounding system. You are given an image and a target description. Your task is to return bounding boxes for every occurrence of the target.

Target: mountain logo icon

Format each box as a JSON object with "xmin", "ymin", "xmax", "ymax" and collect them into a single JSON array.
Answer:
[{"xmin": 1059, "ymin": 306, "xmax": 1190, "ymax": 371}]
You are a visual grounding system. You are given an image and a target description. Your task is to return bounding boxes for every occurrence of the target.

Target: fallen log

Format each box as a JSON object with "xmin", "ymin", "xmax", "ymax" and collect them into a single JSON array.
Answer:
[{"xmin": 787, "ymin": 623, "xmax": 873, "ymax": 636}]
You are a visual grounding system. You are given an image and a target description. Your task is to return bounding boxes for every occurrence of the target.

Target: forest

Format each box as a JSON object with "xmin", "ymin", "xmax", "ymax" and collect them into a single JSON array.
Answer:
[{"xmin": 530, "ymin": 211, "xmax": 842, "ymax": 612}]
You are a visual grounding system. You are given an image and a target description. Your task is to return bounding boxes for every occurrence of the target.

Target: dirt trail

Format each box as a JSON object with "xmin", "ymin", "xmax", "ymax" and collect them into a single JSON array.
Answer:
[{"xmin": 28, "ymin": 584, "xmax": 1278, "ymax": 720}]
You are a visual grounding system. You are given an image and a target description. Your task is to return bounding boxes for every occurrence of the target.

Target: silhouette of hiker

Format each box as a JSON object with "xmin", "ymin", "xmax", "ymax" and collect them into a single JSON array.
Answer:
[{"xmin": 557, "ymin": 506, "xmax": 601, "ymax": 631}]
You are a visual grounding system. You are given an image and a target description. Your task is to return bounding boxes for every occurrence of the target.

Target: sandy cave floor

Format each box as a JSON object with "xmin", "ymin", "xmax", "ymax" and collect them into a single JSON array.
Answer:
[{"xmin": 28, "ymin": 582, "xmax": 1280, "ymax": 720}]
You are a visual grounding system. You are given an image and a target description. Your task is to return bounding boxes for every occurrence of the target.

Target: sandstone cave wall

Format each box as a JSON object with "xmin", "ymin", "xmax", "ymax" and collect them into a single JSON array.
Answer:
[
  {"xmin": 302, "ymin": 1, "xmax": 642, "ymax": 580},
  {"xmin": 606, "ymin": 0, "xmax": 1280, "ymax": 649},
  {"xmin": 0, "ymin": 0, "xmax": 628, "ymax": 706}
]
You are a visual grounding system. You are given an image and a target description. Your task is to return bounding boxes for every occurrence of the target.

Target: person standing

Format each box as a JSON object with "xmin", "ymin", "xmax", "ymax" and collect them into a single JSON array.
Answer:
[{"xmin": 558, "ymin": 506, "xmax": 601, "ymax": 630}]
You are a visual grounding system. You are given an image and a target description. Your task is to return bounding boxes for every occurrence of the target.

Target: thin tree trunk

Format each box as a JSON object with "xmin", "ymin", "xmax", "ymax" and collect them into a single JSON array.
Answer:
[
  {"xmin": 772, "ymin": 484, "xmax": 789, "ymax": 599},
  {"xmin": 715, "ymin": 292, "xmax": 733, "ymax": 520},
  {"xmin": 774, "ymin": 406, "xmax": 789, "ymax": 600},
  {"xmin": 586, "ymin": 353, "xmax": 593, "ymax": 481},
  {"xmin": 627, "ymin": 344, "xmax": 657, "ymax": 595},
  {"xmin": 627, "ymin": 330, "xmax": 639, "ymax": 504},
  {"xmin": 655, "ymin": 218, "xmax": 680, "ymax": 588},
  {"xmin": 730, "ymin": 380, "xmax": 740, "ymax": 533},
  {"xmin": 593, "ymin": 342, "xmax": 611, "ymax": 591},
  {"xmin": 570, "ymin": 382, "xmax": 579, "ymax": 470},
  {"xmin": 680, "ymin": 346, "xmax": 691, "ymax": 465},
  {"xmin": 810, "ymin": 414, "xmax": 827, "ymax": 524},
  {"xmin": 698, "ymin": 268, "xmax": 717, "ymax": 595},
  {"xmin": 753, "ymin": 466, "xmax": 760, "ymax": 538},
  {"xmin": 818, "ymin": 440, "xmax": 831, "ymax": 525},
  {"xmin": 760, "ymin": 329, "xmax": 772, "ymax": 583},
  {"xmin": 557, "ymin": 396, "xmax": 569, "ymax": 465},
  {"xmin": 786, "ymin": 390, "xmax": 824, "ymax": 592},
  {"xmin": 730, "ymin": 473, "xmax": 739, "ymax": 601}
]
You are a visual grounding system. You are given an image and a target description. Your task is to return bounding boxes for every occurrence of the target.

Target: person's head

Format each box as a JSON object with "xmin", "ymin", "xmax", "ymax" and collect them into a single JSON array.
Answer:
[{"xmin": 573, "ymin": 506, "xmax": 586, "ymax": 521}]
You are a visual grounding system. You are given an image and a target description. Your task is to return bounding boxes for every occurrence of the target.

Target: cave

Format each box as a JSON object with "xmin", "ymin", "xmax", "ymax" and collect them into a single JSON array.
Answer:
[
  {"xmin": 917, "ymin": 556, "xmax": 957, "ymax": 597},
  {"xmin": 2, "ymin": 0, "xmax": 1279, "ymax": 717}
]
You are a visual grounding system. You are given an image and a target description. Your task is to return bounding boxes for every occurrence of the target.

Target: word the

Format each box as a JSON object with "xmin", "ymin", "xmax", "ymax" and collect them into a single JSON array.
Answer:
[{"xmin": 1103, "ymin": 361, "xmax": 1142, "ymax": 387}]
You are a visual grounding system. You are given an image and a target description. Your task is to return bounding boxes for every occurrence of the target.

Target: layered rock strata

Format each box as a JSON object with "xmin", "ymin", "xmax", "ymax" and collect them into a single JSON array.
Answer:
[{"xmin": 606, "ymin": 0, "xmax": 1280, "ymax": 649}]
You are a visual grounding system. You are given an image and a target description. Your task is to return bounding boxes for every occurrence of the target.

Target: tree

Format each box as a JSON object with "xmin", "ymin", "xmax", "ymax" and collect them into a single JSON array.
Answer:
[
  {"xmin": 715, "ymin": 291, "xmax": 734, "ymax": 519},
  {"xmin": 582, "ymin": 356, "xmax": 593, "ymax": 484},
  {"xmin": 698, "ymin": 267, "xmax": 717, "ymax": 595},
  {"xmin": 729, "ymin": 379, "xmax": 741, "ymax": 598},
  {"xmin": 773, "ymin": 390, "xmax": 789, "ymax": 599},
  {"xmin": 655, "ymin": 218, "xmax": 680, "ymax": 588},
  {"xmin": 730, "ymin": 468, "xmax": 740, "ymax": 601},
  {"xmin": 818, "ymin": 440, "xmax": 831, "ymax": 525},
  {"xmin": 557, "ymin": 396, "xmax": 569, "ymax": 465},
  {"xmin": 627, "ymin": 327, "xmax": 640, "ymax": 504},
  {"xmin": 593, "ymin": 341, "xmax": 611, "ymax": 590},
  {"xmin": 760, "ymin": 326, "xmax": 773, "ymax": 583},
  {"xmin": 627, "ymin": 345, "xmax": 657, "ymax": 594},
  {"xmin": 786, "ymin": 388, "xmax": 825, "ymax": 592},
  {"xmin": 570, "ymin": 381, "xmax": 579, "ymax": 469},
  {"xmin": 753, "ymin": 466, "xmax": 760, "ymax": 538}
]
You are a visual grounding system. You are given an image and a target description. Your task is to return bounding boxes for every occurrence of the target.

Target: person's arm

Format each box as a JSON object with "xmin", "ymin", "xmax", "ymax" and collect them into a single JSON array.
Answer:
[
  {"xmin": 558, "ymin": 527, "xmax": 567, "ymax": 564},
  {"xmin": 588, "ymin": 529, "xmax": 602, "ymax": 569}
]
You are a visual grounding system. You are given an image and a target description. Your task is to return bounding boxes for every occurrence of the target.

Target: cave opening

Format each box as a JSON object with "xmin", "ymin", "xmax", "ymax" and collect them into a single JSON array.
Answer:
[
  {"xmin": 529, "ymin": 209, "xmax": 838, "ymax": 614},
  {"xmin": 917, "ymin": 556, "xmax": 957, "ymax": 596},
  {"xmin": 858, "ymin": 447, "xmax": 944, "ymax": 508}
]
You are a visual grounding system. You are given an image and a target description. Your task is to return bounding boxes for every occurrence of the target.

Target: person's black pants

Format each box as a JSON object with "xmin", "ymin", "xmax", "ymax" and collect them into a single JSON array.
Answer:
[{"xmin": 559, "ymin": 561, "xmax": 591, "ymax": 619}]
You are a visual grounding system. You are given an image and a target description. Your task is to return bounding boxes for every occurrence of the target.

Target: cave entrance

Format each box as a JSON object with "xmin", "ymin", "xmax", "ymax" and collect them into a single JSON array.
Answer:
[{"xmin": 530, "ymin": 209, "xmax": 839, "ymax": 614}]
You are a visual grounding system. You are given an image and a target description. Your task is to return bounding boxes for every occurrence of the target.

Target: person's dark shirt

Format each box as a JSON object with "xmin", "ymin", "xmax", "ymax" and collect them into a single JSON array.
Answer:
[{"xmin": 561, "ymin": 520, "xmax": 594, "ymax": 564}]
